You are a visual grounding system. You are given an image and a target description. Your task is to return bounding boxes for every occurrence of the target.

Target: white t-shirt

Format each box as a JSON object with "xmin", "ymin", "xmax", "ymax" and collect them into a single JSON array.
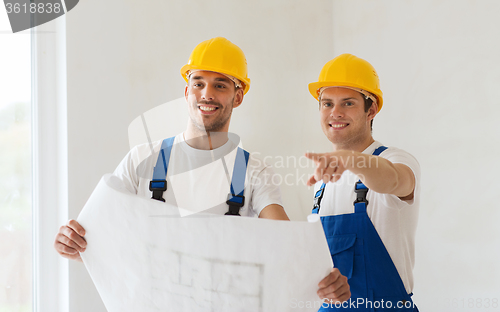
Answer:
[
  {"xmin": 314, "ymin": 141, "xmax": 420, "ymax": 294},
  {"xmin": 113, "ymin": 133, "xmax": 283, "ymax": 217}
]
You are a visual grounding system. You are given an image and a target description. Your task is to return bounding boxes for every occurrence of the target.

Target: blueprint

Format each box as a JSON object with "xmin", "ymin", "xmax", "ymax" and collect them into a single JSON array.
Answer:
[{"xmin": 78, "ymin": 174, "xmax": 333, "ymax": 312}]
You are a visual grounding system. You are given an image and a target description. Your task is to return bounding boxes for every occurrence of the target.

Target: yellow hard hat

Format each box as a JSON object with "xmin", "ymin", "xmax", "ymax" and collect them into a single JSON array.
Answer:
[
  {"xmin": 308, "ymin": 54, "xmax": 383, "ymax": 112},
  {"xmin": 180, "ymin": 37, "xmax": 251, "ymax": 94}
]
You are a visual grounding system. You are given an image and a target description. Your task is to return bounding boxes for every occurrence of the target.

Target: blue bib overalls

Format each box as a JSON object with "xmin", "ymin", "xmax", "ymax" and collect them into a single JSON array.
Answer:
[{"xmin": 313, "ymin": 146, "xmax": 418, "ymax": 311}]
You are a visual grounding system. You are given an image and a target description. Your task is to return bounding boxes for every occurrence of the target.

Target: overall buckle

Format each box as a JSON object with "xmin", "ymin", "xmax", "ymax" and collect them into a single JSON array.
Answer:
[
  {"xmin": 225, "ymin": 193, "xmax": 245, "ymax": 216},
  {"xmin": 149, "ymin": 180, "xmax": 167, "ymax": 202},
  {"xmin": 354, "ymin": 182, "xmax": 369, "ymax": 205}
]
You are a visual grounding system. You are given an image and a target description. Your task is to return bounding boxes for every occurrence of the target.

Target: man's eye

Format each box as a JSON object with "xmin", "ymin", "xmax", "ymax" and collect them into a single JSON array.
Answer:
[
  {"xmin": 216, "ymin": 84, "xmax": 226, "ymax": 89},
  {"xmin": 323, "ymin": 102, "xmax": 332, "ymax": 107},
  {"xmin": 344, "ymin": 101, "xmax": 353, "ymax": 106},
  {"xmin": 194, "ymin": 83, "xmax": 203, "ymax": 87}
]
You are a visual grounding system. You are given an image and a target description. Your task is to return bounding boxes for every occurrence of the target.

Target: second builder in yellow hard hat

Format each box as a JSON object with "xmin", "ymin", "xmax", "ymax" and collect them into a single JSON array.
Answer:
[{"xmin": 306, "ymin": 54, "xmax": 421, "ymax": 311}]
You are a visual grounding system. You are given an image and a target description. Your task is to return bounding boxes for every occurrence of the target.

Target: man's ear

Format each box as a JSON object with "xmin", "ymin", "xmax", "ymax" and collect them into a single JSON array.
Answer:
[
  {"xmin": 367, "ymin": 102, "xmax": 378, "ymax": 122},
  {"xmin": 184, "ymin": 85, "xmax": 189, "ymax": 102},
  {"xmin": 232, "ymin": 88, "xmax": 244, "ymax": 108}
]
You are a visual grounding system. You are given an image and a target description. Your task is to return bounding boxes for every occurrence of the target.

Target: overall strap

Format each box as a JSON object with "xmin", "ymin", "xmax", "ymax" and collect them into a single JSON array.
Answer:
[
  {"xmin": 353, "ymin": 145, "xmax": 388, "ymax": 213},
  {"xmin": 373, "ymin": 145, "xmax": 388, "ymax": 156},
  {"xmin": 312, "ymin": 183, "xmax": 326, "ymax": 214},
  {"xmin": 149, "ymin": 136, "xmax": 175, "ymax": 202},
  {"xmin": 225, "ymin": 147, "xmax": 250, "ymax": 216}
]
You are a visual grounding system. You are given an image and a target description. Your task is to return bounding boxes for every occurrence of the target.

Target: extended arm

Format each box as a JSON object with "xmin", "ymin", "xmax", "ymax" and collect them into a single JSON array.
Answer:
[{"xmin": 306, "ymin": 151, "xmax": 415, "ymax": 199}]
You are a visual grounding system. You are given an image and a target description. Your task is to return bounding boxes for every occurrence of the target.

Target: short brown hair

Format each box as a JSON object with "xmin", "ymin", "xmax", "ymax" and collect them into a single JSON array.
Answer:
[{"xmin": 364, "ymin": 96, "xmax": 374, "ymax": 130}]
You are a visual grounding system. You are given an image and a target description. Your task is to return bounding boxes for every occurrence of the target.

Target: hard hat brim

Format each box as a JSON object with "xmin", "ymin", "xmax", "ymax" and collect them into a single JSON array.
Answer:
[
  {"xmin": 308, "ymin": 81, "xmax": 383, "ymax": 112},
  {"xmin": 181, "ymin": 64, "xmax": 251, "ymax": 95}
]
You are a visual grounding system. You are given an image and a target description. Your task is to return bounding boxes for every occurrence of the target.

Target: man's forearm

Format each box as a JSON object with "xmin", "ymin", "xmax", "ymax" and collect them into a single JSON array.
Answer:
[{"xmin": 347, "ymin": 153, "xmax": 414, "ymax": 198}]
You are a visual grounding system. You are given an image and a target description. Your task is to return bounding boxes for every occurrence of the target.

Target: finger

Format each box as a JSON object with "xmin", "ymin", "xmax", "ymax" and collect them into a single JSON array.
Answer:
[
  {"xmin": 321, "ymin": 286, "xmax": 351, "ymax": 304},
  {"xmin": 56, "ymin": 232, "xmax": 86, "ymax": 252},
  {"xmin": 305, "ymin": 153, "xmax": 329, "ymax": 183},
  {"xmin": 55, "ymin": 240, "xmax": 81, "ymax": 255},
  {"xmin": 329, "ymin": 167, "xmax": 339, "ymax": 182},
  {"xmin": 313, "ymin": 156, "xmax": 330, "ymax": 183},
  {"xmin": 331, "ymin": 166, "xmax": 345, "ymax": 183},
  {"xmin": 318, "ymin": 268, "xmax": 341, "ymax": 288},
  {"xmin": 60, "ymin": 250, "xmax": 83, "ymax": 262},
  {"xmin": 67, "ymin": 219, "xmax": 86, "ymax": 236},
  {"xmin": 322, "ymin": 158, "xmax": 338, "ymax": 184},
  {"xmin": 320, "ymin": 281, "xmax": 350, "ymax": 303},
  {"xmin": 337, "ymin": 289, "xmax": 351, "ymax": 303},
  {"xmin": 305, "ymin": 152, "xmax": 326, "ymax": 162},
  {"xmin": 62, "ymin": 226, "xmax": 87, "ymax": 249},
  {"xmin": 306, "ymin": 175, "xmax": 318, "ymax": 187},
  {"xmin": 318, "ymin": 274, "xmax": 349, "ymax": 299}
]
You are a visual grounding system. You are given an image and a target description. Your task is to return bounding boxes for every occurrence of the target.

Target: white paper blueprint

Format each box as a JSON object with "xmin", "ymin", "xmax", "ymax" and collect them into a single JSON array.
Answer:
[{"xmin": 77, "ymin": 174, "xmax": 333, "ymax": 312}]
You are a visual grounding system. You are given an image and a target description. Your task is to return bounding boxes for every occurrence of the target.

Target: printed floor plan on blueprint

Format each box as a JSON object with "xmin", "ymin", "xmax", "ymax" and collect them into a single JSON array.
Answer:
[{"xmin": 78, "ymin": 174, "xmax": 333, "ymax": 312}]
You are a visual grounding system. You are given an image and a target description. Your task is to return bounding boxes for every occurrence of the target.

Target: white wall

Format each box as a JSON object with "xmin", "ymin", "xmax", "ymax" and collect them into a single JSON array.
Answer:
[
  {"xmin": 64, "ymin": 0, "xmax": 500, "ymax": 311},
  {"xmin": 331, "ymin": 0, "xmax": 500, "ymax": 311},
  {"xmin": 66, "ymin": 0, "xmax": 333, "ymax": 311}
]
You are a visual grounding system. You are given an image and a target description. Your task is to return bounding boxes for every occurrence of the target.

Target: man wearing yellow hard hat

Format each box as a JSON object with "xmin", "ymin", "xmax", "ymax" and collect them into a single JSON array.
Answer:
[
  {"xmin": 54, "ymin": 37, "xmax": 350, "ymax": 305},
  {"xmin": 55, "ymin": 36, "xmax": 288, "ymax": 254},
  {"xmin": 306, "ymin": 54, "xmax": 420, "ymax": 311}
]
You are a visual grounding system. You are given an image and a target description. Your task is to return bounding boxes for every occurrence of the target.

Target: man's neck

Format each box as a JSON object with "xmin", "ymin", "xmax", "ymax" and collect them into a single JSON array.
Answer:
[
  {"xmin": 332, "ymin": 135, "xmax": 375, "ymax": 153},
  {"xmin": 184, "ymin": 128, "xmax": 229, "ymax": 150}
]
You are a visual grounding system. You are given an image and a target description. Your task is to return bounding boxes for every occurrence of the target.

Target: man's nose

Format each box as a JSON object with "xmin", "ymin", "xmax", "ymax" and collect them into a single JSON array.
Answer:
[
  {"xmin": 330, "ymin": 104, "xmax": 344, "ymax": 118},
  {"xmin": 201, "ymin": 85, "xmax": 215, "ymax": 101}
]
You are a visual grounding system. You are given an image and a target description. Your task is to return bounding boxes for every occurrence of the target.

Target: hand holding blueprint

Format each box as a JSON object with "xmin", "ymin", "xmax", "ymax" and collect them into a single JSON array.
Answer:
[{"xmin": 78, "ymin": 174, "xmax": 333, "ymax": 311}]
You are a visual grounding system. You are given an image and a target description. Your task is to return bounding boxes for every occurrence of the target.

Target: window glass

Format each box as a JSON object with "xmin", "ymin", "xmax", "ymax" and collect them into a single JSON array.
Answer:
[{"xmin": 0, "ymin": 10, "xmax": 32, "ymax": 312}]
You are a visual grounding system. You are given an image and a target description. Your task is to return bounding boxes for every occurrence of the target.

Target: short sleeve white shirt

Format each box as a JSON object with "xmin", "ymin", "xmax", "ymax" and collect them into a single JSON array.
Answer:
[{"xmin": 113, "ymin": 133, "xmax": 282, "ymax": 217}]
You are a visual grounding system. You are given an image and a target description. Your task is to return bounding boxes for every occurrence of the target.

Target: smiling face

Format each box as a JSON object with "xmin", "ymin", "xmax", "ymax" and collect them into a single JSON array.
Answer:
[
  {"xmin": 184, "ymin": 71, "xmax": 243, "ymax": 135},
  {"xmin": 319, "ymin": 87, "xmax": 377, "ymax": 151}
]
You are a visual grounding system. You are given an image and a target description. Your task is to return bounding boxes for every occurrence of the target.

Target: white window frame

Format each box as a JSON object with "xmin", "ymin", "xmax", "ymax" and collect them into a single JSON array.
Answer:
[{"xmin": 32, "ymin": 16, "xmax": 69, "ymax": 312}]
